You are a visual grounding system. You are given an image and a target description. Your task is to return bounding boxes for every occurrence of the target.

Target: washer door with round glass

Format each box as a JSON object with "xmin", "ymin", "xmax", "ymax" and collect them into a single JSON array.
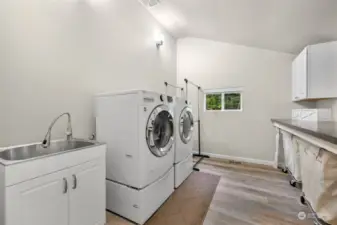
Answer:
[
  {"xmin": 146, "ymin": 105, "xmax": 174, "ymax": 157},
  {"xmin": 179, "ymin": 107, "xmax": 194, "ymax": 144}
]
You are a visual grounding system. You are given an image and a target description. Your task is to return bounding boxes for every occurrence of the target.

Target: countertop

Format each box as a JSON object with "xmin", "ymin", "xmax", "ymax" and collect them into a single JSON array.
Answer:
[{"xmin": 271, "ymin": 119, "xmax": 337, "ymax": 145}]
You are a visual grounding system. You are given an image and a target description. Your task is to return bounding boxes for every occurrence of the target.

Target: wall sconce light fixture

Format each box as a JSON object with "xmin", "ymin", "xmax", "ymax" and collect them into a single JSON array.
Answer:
[{"xmin": 155, "ymin": 33, "xmax": 164, "ymax": 48}]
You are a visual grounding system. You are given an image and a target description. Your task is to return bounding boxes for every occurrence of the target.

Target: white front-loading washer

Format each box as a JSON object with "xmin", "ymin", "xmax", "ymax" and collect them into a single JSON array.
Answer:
[
  {"xmin": 174, "ymin": 97, "xmax": 194, "ymax": 188},
  {"xmin": 95, "ymin": 90, "xmax": 175, "ymax": 224}
]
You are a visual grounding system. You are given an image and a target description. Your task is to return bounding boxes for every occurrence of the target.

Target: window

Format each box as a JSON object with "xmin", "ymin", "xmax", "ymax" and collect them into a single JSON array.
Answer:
[
  {"xmin": 205, "ymin": 93, "xmax": 222, "ymax": 110},
  {"xmin": 224, "ymin": 93, "xmax": 241, "ymax": 110},
  {"xmin": 205, "ymin": 88, "xmax": 242, "ymax": 111}
]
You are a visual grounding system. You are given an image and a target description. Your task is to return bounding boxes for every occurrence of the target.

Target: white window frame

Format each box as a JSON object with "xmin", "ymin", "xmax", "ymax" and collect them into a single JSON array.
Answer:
[{"xmin": 204, "ymin": 87, "xmax": 243, "ymax": 112}]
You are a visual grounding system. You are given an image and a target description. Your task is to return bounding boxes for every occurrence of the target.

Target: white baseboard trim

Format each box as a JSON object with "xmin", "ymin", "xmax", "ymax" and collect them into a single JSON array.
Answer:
[{"xmin": 193, "ymin": 151, "xmax": 275, "ymax": 167}]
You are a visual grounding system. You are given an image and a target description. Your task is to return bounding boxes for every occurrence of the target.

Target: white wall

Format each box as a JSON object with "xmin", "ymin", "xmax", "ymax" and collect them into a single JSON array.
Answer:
[
  {"xmin": 177, "ymin": 38, "xmax": 312, "ymax": 162},
  {"xmin": 317, "ymin": 100, "xmax": 337, "ymax": 121},
  {"xmin": 0, "ymin": 0, "xmax": 176, "ymax": 147}
]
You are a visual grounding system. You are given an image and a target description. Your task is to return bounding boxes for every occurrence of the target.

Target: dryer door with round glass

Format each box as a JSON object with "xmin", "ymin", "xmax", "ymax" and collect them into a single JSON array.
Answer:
[
  {"xmin": 146, "ymin": 105, "xmax": 174, "ymax": 157},
  {"xmin": 179, "ymin": 107, "xmax": 194, "ymax": 144}
]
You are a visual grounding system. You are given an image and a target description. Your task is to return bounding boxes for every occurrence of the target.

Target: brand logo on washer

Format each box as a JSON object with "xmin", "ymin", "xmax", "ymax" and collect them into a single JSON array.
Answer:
[
  {"xmin": 297, "ymin": 212, "xmax": 306, "ymax": 220},
  {"xmin": 143, "ymin": 97, "xmax": 154, "ymax": 102}
]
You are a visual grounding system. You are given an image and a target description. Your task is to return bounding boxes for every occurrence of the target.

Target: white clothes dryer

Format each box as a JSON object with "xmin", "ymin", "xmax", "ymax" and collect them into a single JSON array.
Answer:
[{"xmin": 174, "ymin": 97, "xmax": 194, "ymax": 188}]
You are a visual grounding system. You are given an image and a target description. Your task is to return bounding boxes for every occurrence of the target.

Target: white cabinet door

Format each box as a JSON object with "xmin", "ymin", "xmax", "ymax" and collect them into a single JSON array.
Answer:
[
  {"xmin": 292, "ymin": 59, "xmax": 298, "ymax": 101},
  {"xmin": 6, "ymin": 170, "xmax": 69, "ymax": 225},
  {"xmin": 296, "ymin": 48, "xmax": 308, "ymax": 100},
  {"xmin": 69, "ymin": 159, "xmax": 106, "ymax": 225},
  {"xmin": 292, "ymin": 48, "xmax": 308, "ymax": 101},
  {"xmin": 308, "ymin": 42, "xmax": 337, "ymax": 98}
]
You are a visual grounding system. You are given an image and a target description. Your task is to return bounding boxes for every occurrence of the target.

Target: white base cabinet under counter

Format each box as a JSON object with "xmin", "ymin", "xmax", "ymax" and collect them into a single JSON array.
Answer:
[{"xmin": 0, "ymin": 141, "xmax": 106, "ymax": 225}]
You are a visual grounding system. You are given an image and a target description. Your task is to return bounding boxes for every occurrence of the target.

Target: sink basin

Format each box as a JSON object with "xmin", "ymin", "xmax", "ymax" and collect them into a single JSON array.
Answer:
[{"xmin": 0, "ymin": 139, "xmax": 96, "ymax": 161}]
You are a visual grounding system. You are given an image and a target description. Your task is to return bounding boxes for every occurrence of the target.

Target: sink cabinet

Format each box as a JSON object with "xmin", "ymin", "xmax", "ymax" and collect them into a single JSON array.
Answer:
[
  {"xmin": 69, "ymin": 159, "xmax": 105, "ymax": 225},
  {"xmin": 6, "ymin": 169, "xmax": 69, "ymax": 225},
  {"xmin": 0, "ymin": 143, "xmax": 106, "ymax": 225}
]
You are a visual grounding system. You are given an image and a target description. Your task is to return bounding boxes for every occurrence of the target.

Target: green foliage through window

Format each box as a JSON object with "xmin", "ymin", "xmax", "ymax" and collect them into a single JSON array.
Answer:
[
  {"xmin": 224, "ymin": 93, "xmax": 241, "ymax": 110},
  {"xmin": 206, "ymin": 94, "xmax": 221, "ymax": 110}
]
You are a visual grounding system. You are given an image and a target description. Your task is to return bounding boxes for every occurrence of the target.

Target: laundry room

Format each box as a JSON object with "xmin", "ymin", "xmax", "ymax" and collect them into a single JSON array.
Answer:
[{"xmin": 1, "ymin": 0, "xmax": 337, "ymax": 225}]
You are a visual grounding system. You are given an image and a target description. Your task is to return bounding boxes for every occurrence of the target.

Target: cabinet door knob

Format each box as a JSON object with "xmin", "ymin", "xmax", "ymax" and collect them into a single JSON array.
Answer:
[
  {"xmin": 72, "ymin": 175, "xmax": 77, "ymax": 190},
  {"xmin": 63, "ymin": 178, "xmax": 68, "ymax": 194}
]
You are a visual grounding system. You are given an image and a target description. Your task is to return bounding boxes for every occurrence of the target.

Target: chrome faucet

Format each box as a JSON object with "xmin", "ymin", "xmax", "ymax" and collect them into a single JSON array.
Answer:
[{"xmin": 42, "ymin": 112, "xmax": 73, "ymax": 148}]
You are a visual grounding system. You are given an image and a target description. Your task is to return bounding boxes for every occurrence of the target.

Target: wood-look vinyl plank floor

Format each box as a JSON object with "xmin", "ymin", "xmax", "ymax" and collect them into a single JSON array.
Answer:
[
  {"xmin": 198, "ymin": 158, "xmax": 315, "ymax": 225},
  {"xmin": 106, "ymin": 158, "xmax": 315, "ymax": 224}
]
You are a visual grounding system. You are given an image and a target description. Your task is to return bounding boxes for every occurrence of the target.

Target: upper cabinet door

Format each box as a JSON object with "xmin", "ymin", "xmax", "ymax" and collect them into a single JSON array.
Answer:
[
  {"xmin": 6, "ymin": 169, "xmax": 69, "ymax": 225},
  {"xmin": 292, "ymin": 58, "xmax": 298, "ymax": 101},
  {"xmin": 69, "ymin": 158, "xmax": 106, "ymax": 225},
  {"xmin": 297, "ymin": 48, "xmax": 308, "ymax": 99},
  {"xmin": 292, "ymin": 48, "xmax": 308, "ymax": 101},
  {"xmin": 308, "ymin": 42, "xmax": 337, "ymax": 98}
]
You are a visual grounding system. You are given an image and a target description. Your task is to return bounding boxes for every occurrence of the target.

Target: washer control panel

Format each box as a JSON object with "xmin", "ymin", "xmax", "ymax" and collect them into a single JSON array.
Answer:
[{"xmin": 167, "ymin": 96, "xmax": 173, "ymax": 103}]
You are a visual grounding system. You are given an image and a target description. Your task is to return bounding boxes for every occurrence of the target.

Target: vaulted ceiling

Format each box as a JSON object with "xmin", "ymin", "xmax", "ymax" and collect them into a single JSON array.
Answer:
[{"xmin": 142, "ymin": 0, "xmax": 337, "ymax": 54}]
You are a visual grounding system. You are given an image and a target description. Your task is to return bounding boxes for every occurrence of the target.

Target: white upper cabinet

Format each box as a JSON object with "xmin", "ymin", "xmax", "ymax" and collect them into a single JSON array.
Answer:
[
  {"xmin": 292, "ymin": 41, "xmax": 337, "ymax": 101},
  {"xmin": 292, "ymin": 48, "xmax": 308, "ymax": 101}
]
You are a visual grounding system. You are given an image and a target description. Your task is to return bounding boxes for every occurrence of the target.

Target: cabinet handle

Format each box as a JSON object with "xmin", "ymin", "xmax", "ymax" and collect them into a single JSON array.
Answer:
[
  {"xmin": 63, "ymin": 178, "xmax": 68, "ymax": 194},
  {"xmin": 72, "ymin": 175, "xmax": 77, "ymax": 190}
]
